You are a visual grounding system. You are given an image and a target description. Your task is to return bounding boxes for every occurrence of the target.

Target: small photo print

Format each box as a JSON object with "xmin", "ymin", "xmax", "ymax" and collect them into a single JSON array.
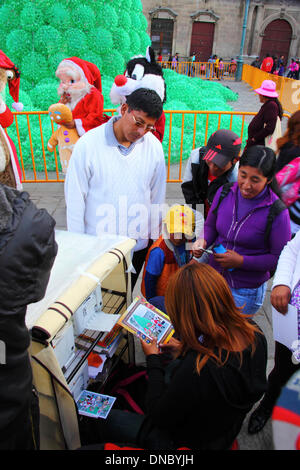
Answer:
[{"xmin": 76, "ymin": 390, "xmax": 116, "ymax": 419}]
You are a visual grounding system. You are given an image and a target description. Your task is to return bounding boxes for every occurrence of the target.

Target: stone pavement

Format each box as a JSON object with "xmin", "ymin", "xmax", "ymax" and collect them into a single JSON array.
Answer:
[{"xmin": 23, "ymin": 80, "xmax": 280, "ymax": 450}]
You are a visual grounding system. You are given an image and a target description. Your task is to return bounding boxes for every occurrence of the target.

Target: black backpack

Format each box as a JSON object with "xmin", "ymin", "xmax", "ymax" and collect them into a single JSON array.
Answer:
[{"xmin": 212, "ymin": 182, "xmax": 287, "ymax": 243}]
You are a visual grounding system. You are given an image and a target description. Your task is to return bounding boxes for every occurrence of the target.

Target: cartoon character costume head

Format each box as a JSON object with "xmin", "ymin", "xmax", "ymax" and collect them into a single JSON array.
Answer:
[
  {"xmin": 0, "ymin": 50, "xmax": 23, "ymax": 189},
  {"xmin": 110, "ymin": 47, "xmax": 166, "ymax": 143}
]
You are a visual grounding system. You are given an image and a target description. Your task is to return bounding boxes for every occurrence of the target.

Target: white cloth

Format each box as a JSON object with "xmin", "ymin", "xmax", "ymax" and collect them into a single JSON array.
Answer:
[
  {"xmin": 64, "ymin": 122, "xmax": 166, "ymax": 252},
  {"xmin": 272, "ymin": 231, "xmax": 300, "ymax": 292}
]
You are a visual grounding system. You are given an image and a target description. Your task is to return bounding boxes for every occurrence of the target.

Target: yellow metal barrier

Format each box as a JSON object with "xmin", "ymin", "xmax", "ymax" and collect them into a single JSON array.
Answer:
[
  {"xmin": 9, "ymin": 108, "xmax": 290, "ymax": 184},
  {"xmin": 242, "ymin": 64, "xmax": 300, "ymax": 115},
  {"xmin": 160, "ymin": 61, "xmax": 236, "ymax": 80}
]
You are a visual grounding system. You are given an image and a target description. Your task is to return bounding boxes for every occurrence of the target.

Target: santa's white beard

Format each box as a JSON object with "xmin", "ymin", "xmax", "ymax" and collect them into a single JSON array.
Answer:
[{"xmin": 58, "ymin": 84, "xmax": 91, "ymax": 110}]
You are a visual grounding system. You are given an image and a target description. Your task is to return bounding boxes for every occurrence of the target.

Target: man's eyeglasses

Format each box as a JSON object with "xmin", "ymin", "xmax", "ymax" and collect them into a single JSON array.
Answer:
[{"xmin": 131, "ymin": 113, "xmax": 156, "ymax": 133}]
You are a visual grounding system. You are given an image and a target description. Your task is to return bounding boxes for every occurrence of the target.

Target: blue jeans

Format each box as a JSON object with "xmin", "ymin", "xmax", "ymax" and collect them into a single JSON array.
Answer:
[{"xmin": 231, "ymin": 282, "xmax": 267, "ymax": 316}]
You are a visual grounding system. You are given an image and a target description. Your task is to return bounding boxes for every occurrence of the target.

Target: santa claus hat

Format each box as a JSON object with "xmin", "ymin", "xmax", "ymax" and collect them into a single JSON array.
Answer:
[
  {"xmin": 0, "ymin": 50, "xmax": 23, "ymax": 111},
  {"xmin": 57, "ymin": 57, "xmax": 102, "ymax": 92}
]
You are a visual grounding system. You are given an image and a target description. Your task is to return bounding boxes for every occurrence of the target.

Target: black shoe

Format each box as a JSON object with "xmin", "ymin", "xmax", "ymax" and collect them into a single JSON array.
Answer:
[{"xmin": 248, "ymin": 403, "xmax": 273, "ymax": 434}]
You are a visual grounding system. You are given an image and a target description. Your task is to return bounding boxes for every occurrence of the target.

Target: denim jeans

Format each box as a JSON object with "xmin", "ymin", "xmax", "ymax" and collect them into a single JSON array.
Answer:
[{"xmin": 231, "ymin": 282, "xmax": 267, "ymax": 316}]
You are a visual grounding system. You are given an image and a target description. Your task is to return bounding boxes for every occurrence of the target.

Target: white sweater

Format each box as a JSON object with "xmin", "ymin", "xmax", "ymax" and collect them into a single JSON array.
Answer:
[
  {"xmin": 272, "ymin": 231, "xmax": 300, "ymax": 293},
  {"xmin": 64, "ymin": 123, "xmax": 166, "ymax": 251}
]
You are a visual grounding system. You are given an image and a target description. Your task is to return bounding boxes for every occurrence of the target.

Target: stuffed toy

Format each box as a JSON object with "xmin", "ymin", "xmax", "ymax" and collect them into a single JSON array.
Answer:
[
  {"xmin": 55, "ymin": 57, "xmax": 105, "ymax": 137},
  {"xmin": 109, "ymin": 47, "xmax": 166, "ymax": 143},
  {"xmin": 0, "ymin": 50, "xmax": 23, "ymax": 189},
  {"xmin": 47, "ymin": 103, "xmax": 79, "ymax": 174}
]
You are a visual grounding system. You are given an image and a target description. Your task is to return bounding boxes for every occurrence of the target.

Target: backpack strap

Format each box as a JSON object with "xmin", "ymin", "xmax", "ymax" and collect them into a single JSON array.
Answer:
[
  {"xmin": 264, "ymin": 199, "xmax": 286, "ymax": 242},
  {"xmin": 212, "ymin": 182, "xmax": 234, "ymax": 215}
]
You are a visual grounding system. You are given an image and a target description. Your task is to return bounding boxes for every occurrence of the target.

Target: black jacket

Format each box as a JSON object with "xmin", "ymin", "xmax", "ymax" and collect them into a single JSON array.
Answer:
[
  {"xmin": 0, "ymin": 184, "xmax": 57, "ymax": 444},
  {"xmin": 181, "ymin": 147, "xmax": 237, "ymax": 217}
]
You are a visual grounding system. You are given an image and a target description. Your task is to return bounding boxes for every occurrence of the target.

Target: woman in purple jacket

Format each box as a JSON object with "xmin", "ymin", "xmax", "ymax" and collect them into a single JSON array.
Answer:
[{"xmin": 193, "ymin": 145, "xmax": 291, "ymax": 315}]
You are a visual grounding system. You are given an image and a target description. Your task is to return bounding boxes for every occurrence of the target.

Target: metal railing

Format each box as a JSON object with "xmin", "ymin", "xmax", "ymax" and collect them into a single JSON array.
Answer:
[
  {"xmin": 159, "ymin": 61, "xmax": 237, "ymax": 80},
  {"xmin": 242, "ymin": 64, "xmax": 300, "ymax": 115}
]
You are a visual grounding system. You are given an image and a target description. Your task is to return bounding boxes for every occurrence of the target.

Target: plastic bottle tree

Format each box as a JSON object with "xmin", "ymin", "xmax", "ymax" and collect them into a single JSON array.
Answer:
[{"xmin": 0, "ymin": 0, "xmax": 245, "ymax": 171}]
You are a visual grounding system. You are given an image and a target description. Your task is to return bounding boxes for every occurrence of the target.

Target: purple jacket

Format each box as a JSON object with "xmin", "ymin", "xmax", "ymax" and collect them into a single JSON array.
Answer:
[{"xmin": 204, "ymin": 182, "xmax": 291, "ymax": 289}]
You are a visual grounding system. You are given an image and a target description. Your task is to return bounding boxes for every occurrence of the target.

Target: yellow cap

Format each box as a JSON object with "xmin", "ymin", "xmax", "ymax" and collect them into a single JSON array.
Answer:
[{"xmin": 164, "ymin": 205, "xmax": 195, "ymax": 239}]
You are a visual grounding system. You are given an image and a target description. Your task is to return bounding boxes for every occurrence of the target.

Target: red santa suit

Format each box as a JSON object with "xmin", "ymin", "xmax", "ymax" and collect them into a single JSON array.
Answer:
[
  {"xmin": 0, "ymin": 50, "xmax": 23, "ymax": 189},
  {"xmin": 56, "ymin": 57, "xmax": 105, "ymax": 136}
]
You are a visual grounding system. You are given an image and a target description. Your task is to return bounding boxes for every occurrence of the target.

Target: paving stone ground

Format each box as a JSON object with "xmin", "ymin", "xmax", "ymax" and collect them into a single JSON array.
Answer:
[{"xmin": 23, "ymin": 79, "xmax": 282, "ymax": 450}]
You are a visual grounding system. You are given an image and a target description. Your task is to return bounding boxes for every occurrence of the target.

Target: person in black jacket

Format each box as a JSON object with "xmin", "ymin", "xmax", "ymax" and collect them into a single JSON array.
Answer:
[
  {"xmin": 181, "ymin": 129, "xmax": 241, "ymax": 218},
  {"xmin": 0, "ymin": 184, "xmax": 57, "ymax": 450},
  {"xmin": 83, "ymin": 263, "xmax": 267, "ymax": 450}
]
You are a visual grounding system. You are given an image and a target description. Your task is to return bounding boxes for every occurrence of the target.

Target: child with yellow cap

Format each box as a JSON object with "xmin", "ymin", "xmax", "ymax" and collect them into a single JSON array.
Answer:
[{"xmin": 141, "ymin": 204, "xmax": 195, "ymax": 311}]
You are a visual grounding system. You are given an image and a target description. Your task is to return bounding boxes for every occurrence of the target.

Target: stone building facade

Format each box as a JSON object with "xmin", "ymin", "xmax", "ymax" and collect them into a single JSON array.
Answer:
[{"xmin": 142, "ymin": 0, "xmax": 300, "ymax": 64}]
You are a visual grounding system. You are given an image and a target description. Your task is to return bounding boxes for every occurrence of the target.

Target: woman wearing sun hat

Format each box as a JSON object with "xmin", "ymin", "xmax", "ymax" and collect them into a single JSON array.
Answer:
[{"xmin": 245, "ymin": 79, "xmax": 283, "ymax": 149}]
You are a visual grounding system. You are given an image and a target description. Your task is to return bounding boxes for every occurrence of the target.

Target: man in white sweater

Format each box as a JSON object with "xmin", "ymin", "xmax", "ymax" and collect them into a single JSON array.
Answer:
[{"xmin": 65, "ymin": 88, "xmax": 166, "ymax": 289}]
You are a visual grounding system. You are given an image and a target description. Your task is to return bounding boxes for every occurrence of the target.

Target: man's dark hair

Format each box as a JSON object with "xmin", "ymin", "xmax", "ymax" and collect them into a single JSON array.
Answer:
[{"xmin": 126, "ymin": 88, "xmax": 163, "ymax": 120}]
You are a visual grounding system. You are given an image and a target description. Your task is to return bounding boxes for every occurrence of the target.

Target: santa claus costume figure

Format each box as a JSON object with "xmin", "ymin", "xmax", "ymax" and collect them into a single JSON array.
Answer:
[
  {"xmin": 56, "ymin": 57, "xmax": 105, "ymax": 136},
  {"xmin": 0, "ymin": 50, "xmax": 23, "ymax": 190}
]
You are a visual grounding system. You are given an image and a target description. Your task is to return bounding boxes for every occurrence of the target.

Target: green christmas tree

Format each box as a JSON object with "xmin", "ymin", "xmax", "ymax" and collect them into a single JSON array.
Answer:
[{"xmin": 1, "ymin": 0, "xmax": 245, "ymax": 172}]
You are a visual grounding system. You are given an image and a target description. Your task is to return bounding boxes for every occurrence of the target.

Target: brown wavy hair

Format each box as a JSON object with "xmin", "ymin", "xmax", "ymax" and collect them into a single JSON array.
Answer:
[
  {"xmin": 165, "ymin": 263, "xmax": 260, "ymax": 374},
  {"xmin": 277, "ymin": 110, "xmax": 300, "ymax": 151}
]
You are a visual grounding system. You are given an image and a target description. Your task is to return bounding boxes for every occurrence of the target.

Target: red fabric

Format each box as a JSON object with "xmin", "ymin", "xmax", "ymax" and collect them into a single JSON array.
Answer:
[
  {"xmin": 87, "ymin": 352, "xmax": 103, "ymax": 367},
  {"xmin": 152, "ymin": 111, "xmax": 165, "ymax": 143},
  {"xmin": 0, "ymin": 106, "xmax": 22, "ymax": 183},
  {"xmin": 230, "ymin": 439, "xmax": 239, "ymax": 450},
  {"xmin": 261, "ymin": 57, "xmax": 274, "ymax": 73},
  {"xmin": 296, "ymin": 433, "xmax": 300, "ymax": 450},
  {"xmin": 71, "ymin": 87, "xmax": 105, "ymax": 133},
  {"xmin": 208, "ymin": 171, "xmax": 217, "ymax": 183}
]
